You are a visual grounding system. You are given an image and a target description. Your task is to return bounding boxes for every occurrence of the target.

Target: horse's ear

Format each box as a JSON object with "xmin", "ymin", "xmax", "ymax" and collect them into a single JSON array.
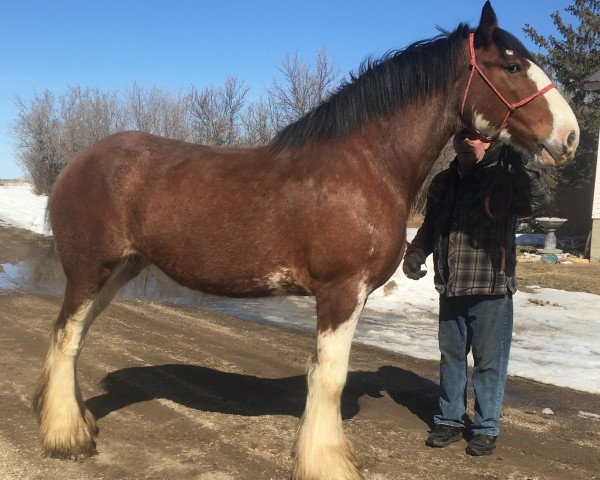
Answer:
[{"xmin": 474, "ymin": 1, "xmax": 498, "ymax": 48}]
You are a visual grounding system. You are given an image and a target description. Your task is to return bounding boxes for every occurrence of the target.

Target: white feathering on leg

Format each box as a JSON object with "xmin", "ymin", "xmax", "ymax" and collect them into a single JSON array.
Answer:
[{"xmin": 292, "ymin": 282, "xmax": 368, "ymax": 480}]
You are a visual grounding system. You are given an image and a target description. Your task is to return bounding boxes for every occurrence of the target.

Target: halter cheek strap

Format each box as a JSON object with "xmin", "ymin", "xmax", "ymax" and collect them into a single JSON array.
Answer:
[{"xmin": 461, "ymin": 32, "xmax": 556, "ymax": 140}]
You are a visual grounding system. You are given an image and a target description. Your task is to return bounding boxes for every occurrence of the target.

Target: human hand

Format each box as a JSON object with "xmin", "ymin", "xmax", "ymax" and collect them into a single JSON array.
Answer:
[{"xmin": 402, "ymin": 249, "xmax": 427, "ymax": 280}]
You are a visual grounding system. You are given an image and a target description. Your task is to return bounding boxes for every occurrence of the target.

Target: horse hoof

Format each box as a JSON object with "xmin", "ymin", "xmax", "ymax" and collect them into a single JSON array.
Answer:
[
  {"xmin": 43, "ymin": 440, "xmax": 97, "ymax": 460},
  {"xmin": 290, "ymin": 452, "xmax": 363, "ymax": 480},
  {"xmin": 41, "ymin": 410, "xmax": 98, "ymax": 460}
]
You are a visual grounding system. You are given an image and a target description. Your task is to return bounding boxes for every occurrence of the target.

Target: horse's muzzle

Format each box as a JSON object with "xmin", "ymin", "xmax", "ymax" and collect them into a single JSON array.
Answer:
[{"xmin": 541, "ymin": 127, "xmax": 580, "ymax": 166}]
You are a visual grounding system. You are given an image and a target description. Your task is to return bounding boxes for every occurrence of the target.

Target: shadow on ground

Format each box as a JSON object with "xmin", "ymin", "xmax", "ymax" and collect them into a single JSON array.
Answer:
[{"xmin": 87, "ymin": 364, "xmax": 439, "ymax": 427}]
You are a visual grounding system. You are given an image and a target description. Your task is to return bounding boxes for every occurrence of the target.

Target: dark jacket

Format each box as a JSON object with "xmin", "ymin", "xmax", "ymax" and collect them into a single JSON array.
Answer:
[{"xmin": 408, "ymin": 145, "xmax": 550, "ymax": 296}]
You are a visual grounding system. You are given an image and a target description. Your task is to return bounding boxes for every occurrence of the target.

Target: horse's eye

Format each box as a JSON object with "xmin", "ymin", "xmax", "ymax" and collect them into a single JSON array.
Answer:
[{"xmin": 506, "ymin": 64, "xmax": 521, "ymax": 73}]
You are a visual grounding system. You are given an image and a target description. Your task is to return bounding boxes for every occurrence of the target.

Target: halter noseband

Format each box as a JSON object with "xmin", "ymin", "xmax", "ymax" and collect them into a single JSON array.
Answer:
[{"xmin": 460, "ymin": 32, "xmax": 556, "ymax": 142}]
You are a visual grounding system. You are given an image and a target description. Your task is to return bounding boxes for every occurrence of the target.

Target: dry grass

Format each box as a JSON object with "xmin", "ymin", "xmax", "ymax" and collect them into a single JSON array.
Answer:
[
  {"xmin": 0, "ymin": 179, "xmax": 28, "ymax": 186},
  {"xmin": 516, "ymin": 261, "xmax": 600, "ymax": 295}
]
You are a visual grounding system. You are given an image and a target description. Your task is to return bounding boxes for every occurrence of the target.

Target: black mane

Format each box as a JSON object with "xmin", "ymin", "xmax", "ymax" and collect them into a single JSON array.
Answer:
[{"xmin": 270, "ymin": 23, "xmax": 472, "ymax": 151}]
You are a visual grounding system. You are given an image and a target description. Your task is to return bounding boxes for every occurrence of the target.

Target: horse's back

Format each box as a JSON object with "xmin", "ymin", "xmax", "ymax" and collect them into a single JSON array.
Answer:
[{"xmin": 50, "ymin": 131, "xmax": 269, "ymax": 231}]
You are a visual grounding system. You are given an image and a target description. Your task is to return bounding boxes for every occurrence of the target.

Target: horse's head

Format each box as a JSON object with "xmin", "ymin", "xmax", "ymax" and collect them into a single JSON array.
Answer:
[{"xmin": 460, "ymin": 1, "xmax": 579, "ymax": 166}]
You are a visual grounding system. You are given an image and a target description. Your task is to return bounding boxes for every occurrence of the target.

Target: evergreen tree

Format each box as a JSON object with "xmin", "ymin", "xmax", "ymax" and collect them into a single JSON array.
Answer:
[{"xmin": 524, "ymin": 0, "xmax": 600, "ymax": 232}]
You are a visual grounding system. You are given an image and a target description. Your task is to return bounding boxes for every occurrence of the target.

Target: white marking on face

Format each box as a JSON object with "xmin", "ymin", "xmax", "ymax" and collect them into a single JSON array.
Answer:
[
  {"xmin": 498, "ymin": 128, "xmax": 511, "ymax": 142},
  {"xmin": 525, "ymin": 60, "xmax": 579, "ymax": 155},
  {"xmin": 472, "ymin": 111, "xmax": 511, "ymax": 142},
  {"xmin": 472, "ymin": 112, "xmax": 494, "ymax": 138},
  {"xmin": 505, "ymin": 49, "xmax": 514, "ymax": 56}
]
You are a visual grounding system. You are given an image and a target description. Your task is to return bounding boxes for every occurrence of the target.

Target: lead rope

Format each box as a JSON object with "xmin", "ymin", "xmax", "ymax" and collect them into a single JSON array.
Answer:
[{"xmin": 483, "ymin": 155, "xmax": 513, "ymax": 273}]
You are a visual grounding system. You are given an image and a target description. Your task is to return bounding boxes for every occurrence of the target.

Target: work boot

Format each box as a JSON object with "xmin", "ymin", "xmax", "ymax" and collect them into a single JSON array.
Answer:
[
  {"xmin": 466, "ymin": 434, "xmax": 497, "ymax": 456},
  {"xmin": 425, "ymin": 424, "xmax": 463, "ymax": 448}
]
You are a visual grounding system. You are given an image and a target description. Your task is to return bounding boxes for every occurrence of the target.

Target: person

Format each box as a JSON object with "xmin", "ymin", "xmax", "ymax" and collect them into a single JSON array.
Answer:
[{"xmin": 403, "ymin": 129, "xmax": 550, "ymax": 456}]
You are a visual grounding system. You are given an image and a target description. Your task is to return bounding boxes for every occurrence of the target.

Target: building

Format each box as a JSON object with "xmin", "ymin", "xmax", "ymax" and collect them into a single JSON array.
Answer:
[{"xmin": 585, "ymin": 70, "xmax": 600, "ymax": 261}]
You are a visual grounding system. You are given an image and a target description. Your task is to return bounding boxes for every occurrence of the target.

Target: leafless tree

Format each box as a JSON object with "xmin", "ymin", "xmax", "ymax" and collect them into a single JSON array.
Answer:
[
  {"xmin": 59, "ymin": 86, "xmax": 127, "ymax": 163},
  {"xmin": 11, "ymin": 49, "xmax": 342, "ymax": 193},
  {"xmin": 12, "ymin": 91, "xmax": 62, "ymax": 195},
  {"xmin": 13, "ymin": 87, "xmax": 126, "ymax": 194},
  {"xmin": 268, "ymin": 48, "xmax": 340, "ymax": 127},
  {"xmin": 125, "ymin": 83, "xmax": 190, "ymax": 140},
  {"xmin": 188, "ymin": 76, "xmax": 249, "ymax": 146},
  {"xmin": 240, "ymin": 98, "xmax": 279, "ymax": 146}
]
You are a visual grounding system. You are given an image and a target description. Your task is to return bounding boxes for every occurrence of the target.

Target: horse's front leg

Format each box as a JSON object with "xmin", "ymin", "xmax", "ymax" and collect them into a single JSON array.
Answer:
[{"xmin": 292, "ymin": 278, "xmax": 368, "ymax": 480}]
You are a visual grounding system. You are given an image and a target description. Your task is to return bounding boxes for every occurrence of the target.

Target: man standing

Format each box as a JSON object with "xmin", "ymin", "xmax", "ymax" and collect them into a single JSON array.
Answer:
[{"xmin": 403, "ymin": 130, "xmax": 550, "ymax": 455}]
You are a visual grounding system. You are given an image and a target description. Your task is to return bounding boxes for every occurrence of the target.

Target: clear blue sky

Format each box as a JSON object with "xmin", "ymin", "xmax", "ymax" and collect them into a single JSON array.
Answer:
[{"xmin": 0, "ymin": 0, "xmax": 574, "ymax": 178}]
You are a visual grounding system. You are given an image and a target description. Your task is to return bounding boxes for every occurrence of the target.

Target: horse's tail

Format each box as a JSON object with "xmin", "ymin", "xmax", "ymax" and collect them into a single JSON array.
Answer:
[{"xmin": 44, "ymin": 190, "xmax": 58, "ymax": 258}]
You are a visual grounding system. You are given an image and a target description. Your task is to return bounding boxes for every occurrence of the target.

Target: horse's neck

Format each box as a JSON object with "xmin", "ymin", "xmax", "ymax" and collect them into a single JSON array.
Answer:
[{"xmin": 356, "ymin": 93, "xmax": 459, "ymax": 201}]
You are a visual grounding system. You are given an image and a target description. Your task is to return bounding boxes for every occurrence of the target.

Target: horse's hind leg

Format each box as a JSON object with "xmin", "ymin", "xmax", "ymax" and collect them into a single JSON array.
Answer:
[
  {"xmin": 292, "ymin": 278, "xmax": 368, "ymax": 480},
  {"xmin": 33, "ymin": 255, "xmax": 147, "ymax": 458}
]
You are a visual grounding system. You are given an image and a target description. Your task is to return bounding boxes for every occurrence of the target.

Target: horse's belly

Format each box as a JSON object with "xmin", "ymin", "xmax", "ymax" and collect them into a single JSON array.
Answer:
[
  {"xmin": 162, "ymin": 266, "xmax": 311, "ymax": 298},
  {"xmin": 141, "ymin": 242, "xmax": 311, "ymax": 298}
]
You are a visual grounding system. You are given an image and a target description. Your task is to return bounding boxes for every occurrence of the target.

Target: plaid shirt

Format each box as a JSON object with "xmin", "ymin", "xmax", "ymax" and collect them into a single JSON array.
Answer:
[{"xmin": 409, "ymin": 145, "xmax": 550, "ymax": 297}]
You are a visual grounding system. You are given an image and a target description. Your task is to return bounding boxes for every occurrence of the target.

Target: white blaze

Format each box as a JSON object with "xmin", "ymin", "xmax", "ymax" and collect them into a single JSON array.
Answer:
[{"xmin": 526, "ymin": 60, "xmax": 579, "ymax": 152}]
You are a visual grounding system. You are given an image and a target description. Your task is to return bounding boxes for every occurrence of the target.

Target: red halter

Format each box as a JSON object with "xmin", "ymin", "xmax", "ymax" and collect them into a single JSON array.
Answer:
[{"xmin": 460, "ymin": 32, "xmax": 556, "ymax": 142}]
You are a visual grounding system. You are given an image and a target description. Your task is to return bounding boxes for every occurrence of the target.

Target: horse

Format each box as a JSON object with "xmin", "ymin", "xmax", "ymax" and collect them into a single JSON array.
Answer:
[{"xmin": 33, "ymin": 2, "xmax": 578, "ymax": 479}]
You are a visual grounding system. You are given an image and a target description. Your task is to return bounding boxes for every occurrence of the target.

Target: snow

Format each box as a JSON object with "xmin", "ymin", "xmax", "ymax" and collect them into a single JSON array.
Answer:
[
  {"xmin": 362, "ymin": 250, "xmax": 600, "ymax": 394},
  {"xmin": 0, "ymin": 184, "xmax": 599, "ymax": 395},
  {"xmin": 0, "ymin": 184, "xmax": 50, "ymax": 235}
]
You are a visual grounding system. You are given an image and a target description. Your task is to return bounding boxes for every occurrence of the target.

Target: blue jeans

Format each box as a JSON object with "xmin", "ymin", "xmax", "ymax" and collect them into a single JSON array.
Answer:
[{"xmin": 434, "ymin": 294, "xmax": 513, "ymax": 436}]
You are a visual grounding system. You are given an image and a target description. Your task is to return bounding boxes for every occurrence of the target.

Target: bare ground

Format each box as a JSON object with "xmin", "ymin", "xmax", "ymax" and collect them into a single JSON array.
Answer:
[{"xmin": 0, "ymin": 227, "xmax": 599, "ymax": 480}]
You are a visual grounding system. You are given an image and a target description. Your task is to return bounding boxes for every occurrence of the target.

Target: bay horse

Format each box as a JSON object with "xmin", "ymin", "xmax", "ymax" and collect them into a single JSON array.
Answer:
[{"xmin": 34, "ymin": 3, "xmax": 578, "ymax": 479}]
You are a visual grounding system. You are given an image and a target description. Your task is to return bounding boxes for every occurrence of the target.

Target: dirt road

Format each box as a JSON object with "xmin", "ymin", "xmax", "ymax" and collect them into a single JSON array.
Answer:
[{"xmin": 0, "ymin": 227, "xmax": 599, "ymax": 479}]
